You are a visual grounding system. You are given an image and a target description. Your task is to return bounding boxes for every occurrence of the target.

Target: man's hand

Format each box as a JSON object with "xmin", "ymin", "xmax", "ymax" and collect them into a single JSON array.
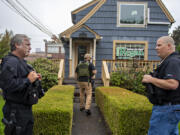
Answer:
[
  {"xmin": 37, "ymin": 73, "xmax": 42, "ymax": 80},
  {"xmin": 27, "ymin": 71, "xmax": 39, "ymax": 83},
  {"xmin": 142, "ymin": 74, "xmax": 153, "ymax": 83}
]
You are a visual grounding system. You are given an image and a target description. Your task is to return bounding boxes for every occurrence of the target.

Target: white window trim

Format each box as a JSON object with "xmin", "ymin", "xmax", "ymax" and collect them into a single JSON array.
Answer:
[
  {"xmin": 147, "ymin": 8, "xmax": 170, "ymax": 25},
  {"xmin": 117, "ymin": 2, "xmax": 148, "ymax": 27}
]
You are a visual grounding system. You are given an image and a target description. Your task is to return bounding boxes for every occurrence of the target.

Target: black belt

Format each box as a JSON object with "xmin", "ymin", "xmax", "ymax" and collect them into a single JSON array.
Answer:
[
  {"xmin": 155, "ymin": 101, "xmax": 180, "ymax": 106},
  {"xmin": 6, "ymin": 101, "xmax": 32, "ymax": 110}
]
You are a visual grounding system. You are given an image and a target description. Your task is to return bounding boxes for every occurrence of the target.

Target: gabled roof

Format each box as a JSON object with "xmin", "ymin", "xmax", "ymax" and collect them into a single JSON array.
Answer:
[
  {"xmin": 72, "ymin": 24, "xmax": 101, "ymax": 39},
  {"xmin": 60, "ymin": 0, "xmax": 175, "ymax": 39},
  {"xmin": 60, "ymin": 0, "xmax": 106, "ymax": 39},
  {"xmin": 71, "ymin": 0, "xmax": 100, "ymax": 15},
  {"xmin": 156, "ymin": 0, "xmax": 175, "ymax": 23}
]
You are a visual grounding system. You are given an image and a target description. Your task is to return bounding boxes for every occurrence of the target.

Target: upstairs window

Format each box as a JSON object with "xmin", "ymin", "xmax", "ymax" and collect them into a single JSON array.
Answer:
[{"xmin": 117, "ymin": 2, "xmax": 147, "ymax": 27}]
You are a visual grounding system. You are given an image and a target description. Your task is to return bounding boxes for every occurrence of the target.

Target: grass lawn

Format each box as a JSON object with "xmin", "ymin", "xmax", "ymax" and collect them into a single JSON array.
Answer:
[{"xmin": 0, "ymin": 95, "xmax": 5, "ymax": 135}]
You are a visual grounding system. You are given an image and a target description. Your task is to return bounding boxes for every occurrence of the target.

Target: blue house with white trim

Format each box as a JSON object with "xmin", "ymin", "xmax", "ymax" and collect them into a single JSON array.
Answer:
[{"xmin": 60, "ymin": 0, "xmax": 174, "ymax": 78}]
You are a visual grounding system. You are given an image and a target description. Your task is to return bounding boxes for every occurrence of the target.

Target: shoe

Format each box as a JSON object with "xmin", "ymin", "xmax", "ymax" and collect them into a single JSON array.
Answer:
[
  {"xmin": 85, "ymin": 109, "xmax": 91, "ymax": 116},
  {"xmin": 80, "ymin": 107, "xmax": 85, "ymax": 112}
]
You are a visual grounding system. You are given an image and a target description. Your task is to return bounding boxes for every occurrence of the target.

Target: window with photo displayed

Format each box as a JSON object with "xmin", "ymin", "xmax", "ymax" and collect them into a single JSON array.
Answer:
[
  {"xmin": 117, "ymin": 2, "xmax": 147, "ymax": 27},
  {"xmin": 116, "ymin": 43, "xmax": 145, "ymax": 60}
]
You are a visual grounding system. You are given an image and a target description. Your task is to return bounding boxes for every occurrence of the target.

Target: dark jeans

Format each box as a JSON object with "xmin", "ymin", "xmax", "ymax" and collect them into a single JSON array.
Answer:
[{"xmin": 3, "ymin": 102, "xmax": 34, "ymax": 135}]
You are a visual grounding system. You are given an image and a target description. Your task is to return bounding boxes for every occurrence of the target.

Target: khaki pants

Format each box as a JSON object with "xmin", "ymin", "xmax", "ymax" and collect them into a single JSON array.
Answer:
[{"xmin": 78, "ymin": 82, "xmax": 92, "ymax": 110}]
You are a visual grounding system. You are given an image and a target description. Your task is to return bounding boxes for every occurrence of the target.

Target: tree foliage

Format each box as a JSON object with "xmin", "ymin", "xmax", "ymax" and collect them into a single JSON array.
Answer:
[
  {"xmin": 0, "ymin": 30, "xmax": 13, "ymax": 59},
  {"xmin": 171, "ymin": 26, "xmax": 180, "ymax": 47},
  {"xmin": 29, "ymin": 58, "xmax": 59, "ymax": 91}
]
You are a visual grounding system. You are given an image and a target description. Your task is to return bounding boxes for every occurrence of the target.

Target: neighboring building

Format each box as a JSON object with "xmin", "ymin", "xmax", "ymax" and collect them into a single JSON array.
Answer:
[
  {"xmin": 35, "ymin": 48, "xmax": 42, "ymax": 53},
  {"xmin": 60, "ymin": 0, "xmax": 174, "ymax": 78},
  {"xmin": 25, "ymin": 52, "xmax": 46, "ymax": 62},
  {"xmin": 44, "ymin": 40, "xmax": 65, "ymax": 59}
]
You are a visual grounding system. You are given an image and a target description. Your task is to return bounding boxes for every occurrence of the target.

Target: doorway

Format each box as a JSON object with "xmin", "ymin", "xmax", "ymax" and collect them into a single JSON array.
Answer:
[
  {"xmin": 74, "ymin": 42, "xmax": 91, "ymax": 70},
  {"xmin": 78, "ymin": 45, "xmax": 87, "ymax": 64}
]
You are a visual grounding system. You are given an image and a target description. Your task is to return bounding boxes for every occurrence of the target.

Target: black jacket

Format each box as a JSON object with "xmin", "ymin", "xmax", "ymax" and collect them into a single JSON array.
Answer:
[{"xmin": 0, "ymin": 53, "xmax": 31, "ymax": 104}]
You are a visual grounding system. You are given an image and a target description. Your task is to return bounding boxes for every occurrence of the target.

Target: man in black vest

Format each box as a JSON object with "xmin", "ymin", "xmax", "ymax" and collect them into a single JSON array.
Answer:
[
  {"xmin": 0, "ymin": 34, "xmax": 41, "ymax": 135},
  {"xmin": 142, "ymin": 36, "xmax": 180, "ymax": 135}
]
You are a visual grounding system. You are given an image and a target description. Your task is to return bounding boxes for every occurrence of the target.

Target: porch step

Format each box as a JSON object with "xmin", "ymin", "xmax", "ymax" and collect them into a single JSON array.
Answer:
[{"xmin": 63, "ymin": 78, "xmax": 103, "ymax": 103}]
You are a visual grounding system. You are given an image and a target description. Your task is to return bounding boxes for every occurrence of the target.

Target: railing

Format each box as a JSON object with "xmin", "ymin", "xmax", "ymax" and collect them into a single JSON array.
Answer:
[
  {"xmin": 101, "ymin": 59, "xmax": 160, "ymax": 86},
  {"xmin": 101, "ymin": 61, "xmax": 110, "ymax": 86},
  {"xmin": 51, "ymin": 59, "xmax": 61, "ymax": 70},
  {"xmin": 57, "ymin": 59, "xmax": 65, "ymax": 85}
]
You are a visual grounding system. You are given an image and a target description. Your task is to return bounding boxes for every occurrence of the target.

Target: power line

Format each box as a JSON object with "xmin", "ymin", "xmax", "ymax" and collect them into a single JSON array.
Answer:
[
  {"xmin": 2, "ymin": 0, "xmax": 54, "ymax": 37},
  {"xmin": 15, "ymin": 0, "xmax": 53, "ymax": 34}
]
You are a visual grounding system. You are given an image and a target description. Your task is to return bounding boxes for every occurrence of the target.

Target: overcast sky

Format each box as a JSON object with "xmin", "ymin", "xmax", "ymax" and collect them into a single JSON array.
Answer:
[{"xmin": 0, "ymin": 0, "xmax": 179, "ymax": 52}]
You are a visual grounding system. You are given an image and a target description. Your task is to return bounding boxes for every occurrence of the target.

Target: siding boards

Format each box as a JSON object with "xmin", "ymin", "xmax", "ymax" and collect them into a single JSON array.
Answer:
[
  {"xmin": 70, "ymin": 0, "xmax": 170, "ymax": 77},
  {"xmin": 73, "ymin": 3, "xmax": 97, "ymax": 24},
  {"xmin": 71, "ymin": 27, "xmax": 95, "ymax": 38}
]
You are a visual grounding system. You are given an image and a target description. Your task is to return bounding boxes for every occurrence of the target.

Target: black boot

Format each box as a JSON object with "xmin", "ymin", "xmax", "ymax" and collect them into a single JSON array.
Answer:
[
  {"xmin": 80, "ymin": 107, "xmax": 85, "ymax": 112},
  {"xmin": 85, "ymin": 109, "xmax": 91, "ymax": 116}
]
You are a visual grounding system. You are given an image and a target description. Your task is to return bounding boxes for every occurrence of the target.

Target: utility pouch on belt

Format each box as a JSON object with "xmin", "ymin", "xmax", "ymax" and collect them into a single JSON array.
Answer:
[{"xmin": 2, "ymin": 109, "xmax": 22, "ymax": 135}]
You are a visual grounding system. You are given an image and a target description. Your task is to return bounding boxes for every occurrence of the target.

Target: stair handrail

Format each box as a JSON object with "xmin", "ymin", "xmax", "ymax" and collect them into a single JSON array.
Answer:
[
  {"xmin": 101, "ymin": 60, "xmax": 110, "ymax": 86},
  {"xmin": 58, "ymin": 59, "xmax": 65, "ymax": 85}
]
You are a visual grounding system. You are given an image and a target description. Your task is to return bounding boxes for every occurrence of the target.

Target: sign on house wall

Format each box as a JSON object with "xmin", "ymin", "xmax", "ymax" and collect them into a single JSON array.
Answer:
[{"xmin": 116, "ymin": 45, "xmax": 144, "ymax": 60}]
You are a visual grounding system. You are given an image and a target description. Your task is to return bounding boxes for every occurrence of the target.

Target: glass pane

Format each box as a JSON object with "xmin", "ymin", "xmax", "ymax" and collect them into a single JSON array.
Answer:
[
  {"xmin": 47, "ymin": 46, "xmax": 59, "ymax": 53},
  {"xmin": 120, "ymin": 4, "xmax": 144, "ymax": 24},
  {"xmin": 78, "ymin": 45, "xmax": 87, "ymax": 64}
]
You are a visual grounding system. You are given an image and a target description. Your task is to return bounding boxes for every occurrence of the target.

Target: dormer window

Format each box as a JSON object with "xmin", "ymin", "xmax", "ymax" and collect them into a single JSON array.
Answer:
[{"xmin": 117, "ymin": 2, "xmax": 147, "ymax": 27}]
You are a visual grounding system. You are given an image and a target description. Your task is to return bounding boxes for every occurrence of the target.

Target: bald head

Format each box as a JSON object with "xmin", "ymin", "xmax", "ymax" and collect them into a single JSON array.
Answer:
[
  {"xmin": 156, "ymin": 36, "xmax": 176, "ymax": 59},
  {"xmin": 157, "ymin": 36, "xmax": 175, "ymax": 51}
]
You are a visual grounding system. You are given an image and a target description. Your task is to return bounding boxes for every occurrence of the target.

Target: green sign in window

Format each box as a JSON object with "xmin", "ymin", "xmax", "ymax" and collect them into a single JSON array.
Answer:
[{"xmin": 116, "ymin": 47, "xmax": 144, "ymax": 59}]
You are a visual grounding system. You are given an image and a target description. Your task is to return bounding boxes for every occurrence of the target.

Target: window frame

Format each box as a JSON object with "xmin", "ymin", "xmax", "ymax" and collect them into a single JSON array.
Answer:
[
  {"xmin": 113, "ymin": 40, "xmax": 148, "ymax": 60},
  {"xmin": 117, "ymin": 2, "xmax": 148, "ymax": 27}
]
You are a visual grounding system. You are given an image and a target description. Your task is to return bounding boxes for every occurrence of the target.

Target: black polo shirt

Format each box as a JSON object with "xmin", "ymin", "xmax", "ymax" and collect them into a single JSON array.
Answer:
[{"xmin": 155, "ymin": 52, "xmax": 180, "ymax": 103}]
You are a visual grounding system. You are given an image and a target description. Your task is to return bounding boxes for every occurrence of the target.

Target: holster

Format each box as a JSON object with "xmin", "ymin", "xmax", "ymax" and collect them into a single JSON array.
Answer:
[{"xmin": 2, "ymin": 109, "xmax": 22, "ymax": 135}]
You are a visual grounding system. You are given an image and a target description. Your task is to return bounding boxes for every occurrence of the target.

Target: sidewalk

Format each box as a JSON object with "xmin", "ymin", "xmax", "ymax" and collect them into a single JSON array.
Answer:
[{"xmin": 72, "ymin": 103, "xmax": 112, "ymax": 135}]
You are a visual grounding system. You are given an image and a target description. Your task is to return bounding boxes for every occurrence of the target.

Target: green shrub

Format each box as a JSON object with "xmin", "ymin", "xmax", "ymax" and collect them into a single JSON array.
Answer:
[
  {"xmin": 110, "ymin": 69, "xmax": 149, "ymax": 95},
  {"xmin": 33, "ymin": 85, "xmax": 74, "ymax": 135},
  {"xmin": 96, "ymin": 87, "xmax": 152, "ymax": 135},
  {"xmin": 0, "ymin": 94, "xmax": 5, "ymax": 135},
  {"xmin": 29, "ymin": 58, "xmax": 59, "ymax": 91}
]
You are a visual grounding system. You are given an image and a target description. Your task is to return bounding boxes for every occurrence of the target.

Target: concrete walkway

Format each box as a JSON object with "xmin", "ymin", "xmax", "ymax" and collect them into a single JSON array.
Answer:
[{"xmin": 72, "ymin": 103, "xmax": 112, "ymax": 135}]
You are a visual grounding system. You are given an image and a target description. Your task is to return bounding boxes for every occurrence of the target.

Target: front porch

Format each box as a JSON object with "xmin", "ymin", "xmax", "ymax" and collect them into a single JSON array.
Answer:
[{"xmin": 57, "ymin": 59, "xmax": 160, "ymax": 86}]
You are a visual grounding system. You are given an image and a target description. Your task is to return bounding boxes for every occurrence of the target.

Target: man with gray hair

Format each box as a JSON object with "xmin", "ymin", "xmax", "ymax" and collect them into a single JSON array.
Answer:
[
  {"xmin": 0, "ymin": 34, "xmax": 42, "ymax": 135},
  {"xmin": 142, "ymin": 36, "xmax": 180, "ymax": 135}
]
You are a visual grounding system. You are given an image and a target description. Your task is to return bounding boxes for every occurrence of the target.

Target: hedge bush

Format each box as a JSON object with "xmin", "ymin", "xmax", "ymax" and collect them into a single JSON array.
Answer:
[
  {"xmin": 96, "ymin": 87, "xmax": 152, "ymax": 135},
  {"xmin": 110, "ymin": 69, "xmax": 150, "ymax": 95},
  {"xmin": 33, "ymin": 85, "xmax": 74, "ymax": 135},
  {"xmin": 29, "ymin": 58, "xmax": 59, "ymax": 91},
  {"xmin": 0, "ymin": 94, "xmax": 5, "ymax": 135}
]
